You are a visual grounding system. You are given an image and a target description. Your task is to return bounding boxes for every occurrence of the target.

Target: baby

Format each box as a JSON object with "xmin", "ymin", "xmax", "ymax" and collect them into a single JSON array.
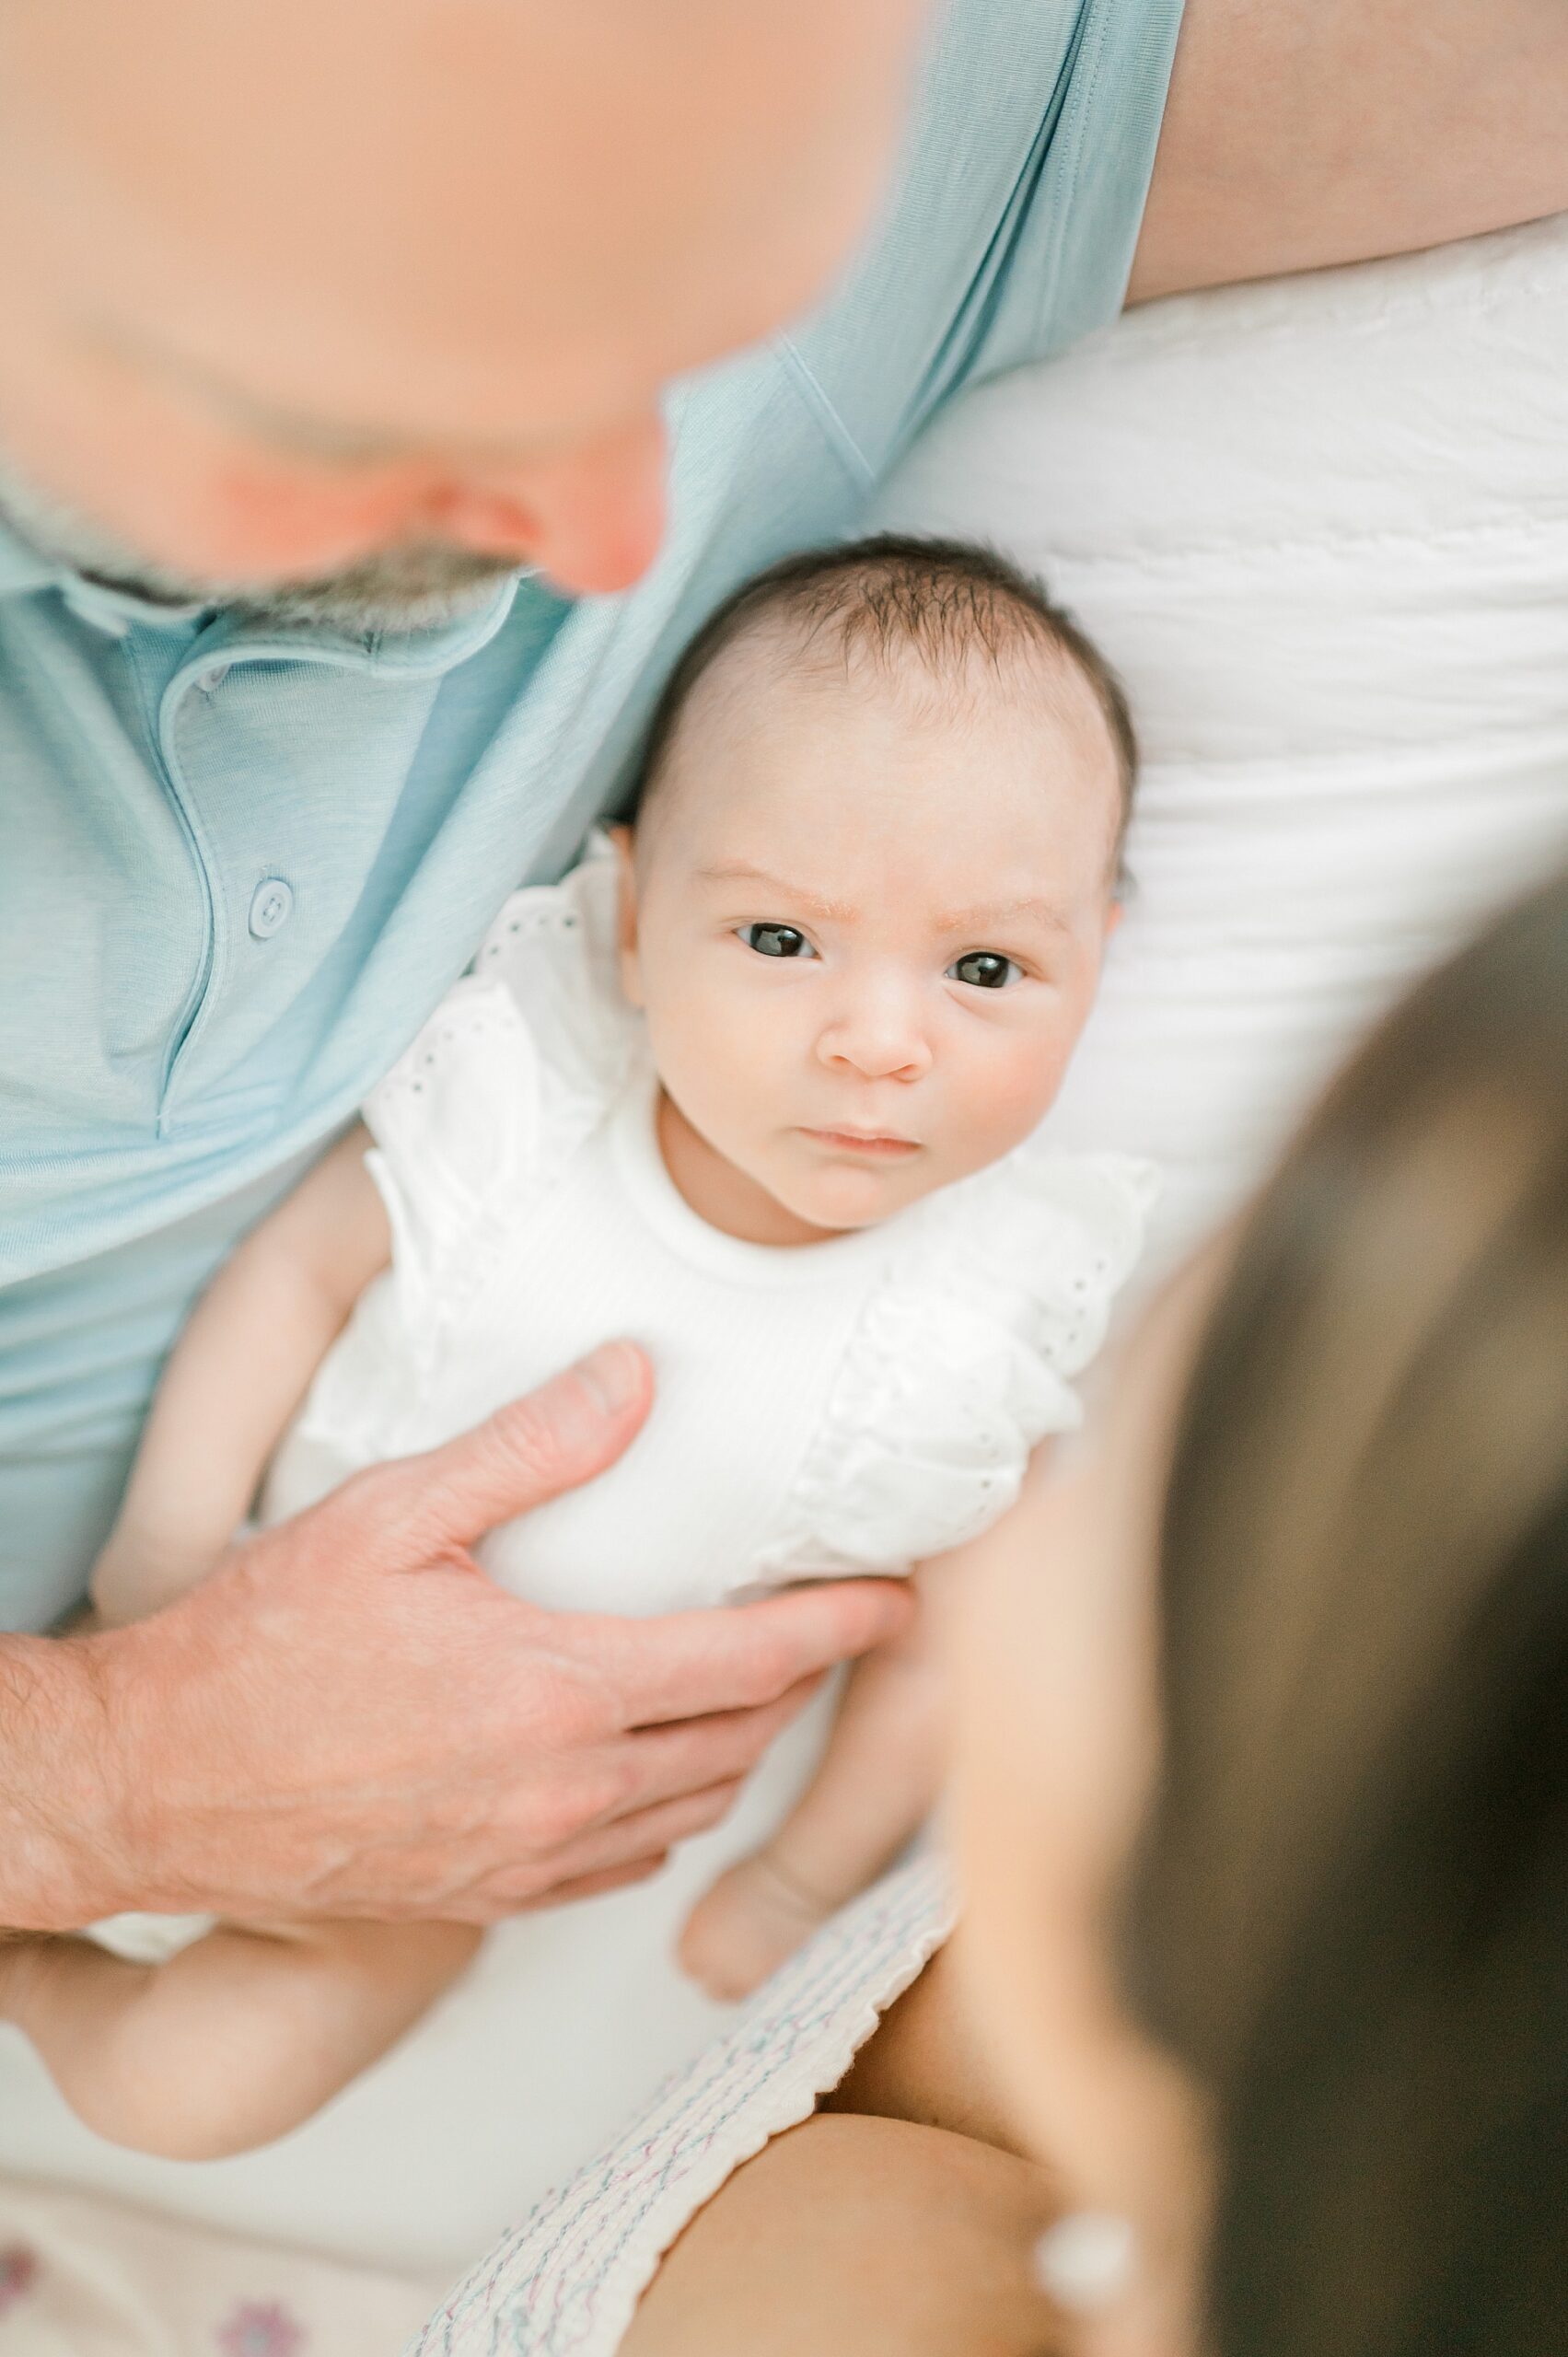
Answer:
[{"xmin": 0, "ymin": 534, "xmax": 1153, "ymax": 2162}]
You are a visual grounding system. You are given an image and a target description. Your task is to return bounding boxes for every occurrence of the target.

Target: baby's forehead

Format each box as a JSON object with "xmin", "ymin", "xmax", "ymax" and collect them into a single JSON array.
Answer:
[
  {"xmin": 639, "ymin": 641, "xmax": 1123, "ymax": 909},
  {"xmin": 670, "ymin": 612, "xmax": 1115, "ymax": 779},
  {"xmin": 645, "ymin": 620, "xmax": 1123, "ymax": 867},
  {"xmin": 634, "ymin": 538, "xmax": 1135, "ymax": 874}
]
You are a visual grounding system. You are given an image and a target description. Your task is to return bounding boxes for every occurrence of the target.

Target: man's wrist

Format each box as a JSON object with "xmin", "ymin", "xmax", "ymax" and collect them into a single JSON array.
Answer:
[{"xmin": 0, "ymin": 1630, "xmax": 134, "ymax": 1930}]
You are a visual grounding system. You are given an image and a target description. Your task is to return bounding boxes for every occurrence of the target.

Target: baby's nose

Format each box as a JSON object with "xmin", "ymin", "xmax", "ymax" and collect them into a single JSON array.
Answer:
[{"xmin": 818, "ymin": 995, "xmax": 933, "ymax": 1083}]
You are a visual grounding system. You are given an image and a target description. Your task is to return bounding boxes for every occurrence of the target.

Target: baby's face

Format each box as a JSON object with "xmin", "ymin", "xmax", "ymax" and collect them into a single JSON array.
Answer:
[{"xmin": 621, "ymin": 643, "xmax": 1122, "ymax": 1236}]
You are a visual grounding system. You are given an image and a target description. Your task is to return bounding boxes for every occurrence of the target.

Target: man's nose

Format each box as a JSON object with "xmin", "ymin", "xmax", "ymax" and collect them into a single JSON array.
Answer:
[
  {"xmin": 425, "ymin": 410, "xmax": 669, "ymax": 597},
  {"xmin": 818, "ymin": 986, "xmax": 933, "ymax": 1083}
]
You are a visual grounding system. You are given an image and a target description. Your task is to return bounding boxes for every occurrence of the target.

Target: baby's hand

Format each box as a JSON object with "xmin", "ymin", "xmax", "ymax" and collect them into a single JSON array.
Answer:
[
  {"xmin": 678, "ymin": 1852, "xmax": 836, "ymax": 2003},
  {"xmin": 680, "ymin": 1579, "xmax": 951, "ymax": 2001}
]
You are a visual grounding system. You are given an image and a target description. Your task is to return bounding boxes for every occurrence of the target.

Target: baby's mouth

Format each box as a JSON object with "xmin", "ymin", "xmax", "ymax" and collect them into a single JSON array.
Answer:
[{"xmin": 799, "ymin": 1127, "xmax": 923, "ymax": 1160}]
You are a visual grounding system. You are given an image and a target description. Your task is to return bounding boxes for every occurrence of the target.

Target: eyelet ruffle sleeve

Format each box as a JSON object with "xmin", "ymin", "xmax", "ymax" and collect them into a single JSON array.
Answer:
[
  {"xmin": 755, "ymin": 1147, "xmax": 1158, "ymax": 1580},
  {"xmin": 362, "ymin": 836, "xmax": 642, "ymax": 1348}
]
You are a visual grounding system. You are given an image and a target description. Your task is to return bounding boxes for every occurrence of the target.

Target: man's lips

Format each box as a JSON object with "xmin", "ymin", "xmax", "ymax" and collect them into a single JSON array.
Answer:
[{"xmin": 800, "ymin": 1127, "xmax": 922, "ymax": 1159}]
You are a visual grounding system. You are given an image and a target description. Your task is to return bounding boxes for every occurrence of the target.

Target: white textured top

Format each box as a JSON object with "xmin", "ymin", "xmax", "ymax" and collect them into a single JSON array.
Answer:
[{"xmin": 264, "ymin": 836, "xmax": 1156, "ymax": 1602}]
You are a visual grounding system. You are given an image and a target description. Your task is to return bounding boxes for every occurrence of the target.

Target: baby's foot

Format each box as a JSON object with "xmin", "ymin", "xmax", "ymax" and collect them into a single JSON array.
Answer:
[{"xmin": 678, "ymin": 1852, "xmax": 835, "ymax": 2002}]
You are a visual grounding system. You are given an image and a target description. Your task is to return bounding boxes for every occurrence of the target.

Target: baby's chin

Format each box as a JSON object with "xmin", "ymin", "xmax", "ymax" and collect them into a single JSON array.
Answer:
[{"xmin": 775, "ymin": 1155, "xmax": 943, "ymax": 1236}]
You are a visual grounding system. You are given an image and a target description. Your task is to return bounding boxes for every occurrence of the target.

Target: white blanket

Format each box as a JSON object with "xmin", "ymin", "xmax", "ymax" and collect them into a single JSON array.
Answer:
[
  {"xmin": 879, "ymin": 211, "xmax": 1568, "ymax": 1269},
  {"xmin": 0, "ymin": 2176, "xmax": 443, "ymax": 2356}
]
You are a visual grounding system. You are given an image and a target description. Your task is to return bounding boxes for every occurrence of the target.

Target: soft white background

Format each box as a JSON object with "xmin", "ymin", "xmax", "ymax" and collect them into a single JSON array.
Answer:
[{"xmin": 879, "ymin": 211, "xmax": 1568, "ymax": 1274}]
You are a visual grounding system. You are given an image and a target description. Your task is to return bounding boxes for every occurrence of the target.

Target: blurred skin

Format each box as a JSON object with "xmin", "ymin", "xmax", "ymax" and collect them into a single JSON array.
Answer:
[
  {"xmin": 615, "ymin": 635, "xmax": 1123, "ymax": 1246},
  {"xmin": 0, "ymin": 0, "xmax": 924, "ymax": 607},
  {"xmin": 947, "ymin": 1263, "xmax": 1222, "ymax": 2357},
  {"xmin": 1, "ymin": 0, "xmax": 1566, "ymax": 612}
]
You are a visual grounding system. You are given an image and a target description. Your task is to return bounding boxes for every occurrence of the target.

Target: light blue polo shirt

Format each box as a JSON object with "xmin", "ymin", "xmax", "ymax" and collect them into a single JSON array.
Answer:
[{"xmin": 0, "ymin": 0, "xmax": 1184, "ymax": 1626}]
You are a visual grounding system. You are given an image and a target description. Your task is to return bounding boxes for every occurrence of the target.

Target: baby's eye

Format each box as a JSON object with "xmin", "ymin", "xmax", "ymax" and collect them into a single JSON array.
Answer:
[
  {"xmin": 948, "ymin": 950, "xmax": 1021, "ymax": 991},
  {"xmin": 739, "ymin": 923, "xmax": 817, "ymax": 960}
]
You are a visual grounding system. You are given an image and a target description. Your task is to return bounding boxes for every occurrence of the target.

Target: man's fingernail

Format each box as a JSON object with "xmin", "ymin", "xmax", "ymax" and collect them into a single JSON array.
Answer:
[{"xmin": 575, "ymin": 1341, "xmax": 644, "ymax": 1415}]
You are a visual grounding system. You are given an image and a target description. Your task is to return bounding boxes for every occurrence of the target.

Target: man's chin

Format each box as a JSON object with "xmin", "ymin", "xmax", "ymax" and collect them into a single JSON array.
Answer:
[
  {"xmin": 226, "ymin": 552, "xmax": 523, "ymax": 635},
  {"xmin": 0, "ymin": 462, "xmax": 524, "ymax": 635},
  {"xmin": 85, "ymin": 546, "xmax": 522, "ymax": 638}
]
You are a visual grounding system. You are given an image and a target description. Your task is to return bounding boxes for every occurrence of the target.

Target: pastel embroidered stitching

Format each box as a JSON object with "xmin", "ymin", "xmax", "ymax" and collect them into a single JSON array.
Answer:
[{"xmin": 411, "ymin": 1858, "xmax": 953, "ymax": 2356}]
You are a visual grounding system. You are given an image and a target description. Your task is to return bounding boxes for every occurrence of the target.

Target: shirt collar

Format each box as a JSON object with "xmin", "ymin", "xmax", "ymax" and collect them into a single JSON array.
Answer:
[
  {"xmin": 0, "ymin": 513, "xmax": 57, "ymax": 598},
  {"xmin": 0, "ymin": 511, "xmax": 195, "ymax": 631}
]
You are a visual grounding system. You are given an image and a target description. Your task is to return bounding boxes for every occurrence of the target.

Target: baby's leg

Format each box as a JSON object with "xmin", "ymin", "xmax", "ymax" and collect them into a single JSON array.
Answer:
[
  {"xmin": 680, "ymin": 1608, "xmax": 947, "ymax": 2000},
  {"xmin": 0, "ymin": 1918, "xmax": 480, "ymax": 2160}
]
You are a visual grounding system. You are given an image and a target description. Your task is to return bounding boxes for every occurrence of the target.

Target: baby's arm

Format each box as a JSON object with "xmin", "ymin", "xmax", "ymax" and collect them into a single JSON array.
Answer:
[
  {"xmin": 92, "ymin": 1123, "xmax": 391, "ymax": 1622},
  {"xmin": 0, "ymin": 1915, "xmax": 479, "ymax": 2161},
  {"xmin": 19, "ymin": 1124, "xmax": 481, "ymax": 2161},
  {"xmin": 679, "ymin": 1562, "xmax": 953, "ymax": 2003}
]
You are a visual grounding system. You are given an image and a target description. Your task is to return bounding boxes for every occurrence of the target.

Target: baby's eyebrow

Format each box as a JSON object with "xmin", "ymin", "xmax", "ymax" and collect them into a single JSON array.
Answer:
[
  {"xmin": 933, "ymin": 895, "xmax": 1073, "ymax": 936},
  {"xmin": 696, "ymin": 863, "xmax": 1074, "ymax": 935},
  {"xmin": 694, "ymin": 860, "xmax": 858, "ymax": 923}
]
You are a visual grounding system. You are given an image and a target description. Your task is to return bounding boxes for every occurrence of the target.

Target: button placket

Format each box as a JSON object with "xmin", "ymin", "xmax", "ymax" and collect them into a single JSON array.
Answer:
[
  {"xmin": 152, "ymin": 635, "xmax": 474, "ymax": 1130},
  {"xmin": 249, "ymin": 877, "xmax": 295, "ymax": 940},
  {"xmin": 151, "ymin": 672, "xmax": 224, "ymax": 1137}
]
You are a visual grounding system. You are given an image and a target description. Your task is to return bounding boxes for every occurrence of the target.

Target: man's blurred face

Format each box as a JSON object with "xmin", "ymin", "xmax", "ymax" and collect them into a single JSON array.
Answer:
[{"xmin": 0, "ymin": 0, "xmax": 926, "ymax": 626}]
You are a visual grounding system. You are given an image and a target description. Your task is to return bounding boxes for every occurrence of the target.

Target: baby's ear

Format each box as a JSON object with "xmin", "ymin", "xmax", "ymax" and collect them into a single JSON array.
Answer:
[{"xmin": 608, "ymin": 825, "xmax": 645, "ymax": 1007}]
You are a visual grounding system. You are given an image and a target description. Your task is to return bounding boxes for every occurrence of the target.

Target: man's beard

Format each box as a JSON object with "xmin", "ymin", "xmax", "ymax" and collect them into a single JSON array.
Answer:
[{"xmin": 0, "ymin": 452, "xmax": 522, "ymax": 635}]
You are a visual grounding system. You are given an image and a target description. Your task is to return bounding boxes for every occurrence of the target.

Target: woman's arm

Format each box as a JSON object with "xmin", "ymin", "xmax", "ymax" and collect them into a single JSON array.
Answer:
[
  {"xmin": 92, "ymin": 1124, "xmax": 390, "ymax": 1622},
  {"xmin": 823, "ymin": 1935, "xmax": 1034, "ymax": 2156},
  {"xmin": 629, "ymin": 1927, "xmax": 1065, "ymax": 2351},
  {"xmin": 621, "ymin": 2110, "xmax": 1063, "ymax": 2357}
]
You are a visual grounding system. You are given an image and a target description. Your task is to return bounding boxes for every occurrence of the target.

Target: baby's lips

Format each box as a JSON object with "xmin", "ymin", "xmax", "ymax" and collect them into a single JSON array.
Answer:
[{"xmin": 799, "ymin": 1124, "xmax": 923, "ymax": 1155}]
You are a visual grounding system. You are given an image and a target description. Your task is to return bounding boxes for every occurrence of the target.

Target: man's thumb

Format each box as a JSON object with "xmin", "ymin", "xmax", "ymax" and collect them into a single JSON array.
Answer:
[{"xmin": 342, "ymin": 1341, "xmax": 652, "ymax": 1569}]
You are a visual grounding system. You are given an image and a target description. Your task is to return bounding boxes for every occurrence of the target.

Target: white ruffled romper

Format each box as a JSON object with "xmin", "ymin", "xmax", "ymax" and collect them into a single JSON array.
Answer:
[
  {"xmin": 36, "ymin": 838, "xmax": 1154, "ymax": 2281},
  {"xmin": 265, "ymin": 838, "xmax": 1156, "ymax": 1601}
]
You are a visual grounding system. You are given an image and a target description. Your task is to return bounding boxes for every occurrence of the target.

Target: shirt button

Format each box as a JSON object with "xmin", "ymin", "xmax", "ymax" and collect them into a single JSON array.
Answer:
[{"xmin": 249, "ymin": 877, "xmax": 295, "ymax": 940}]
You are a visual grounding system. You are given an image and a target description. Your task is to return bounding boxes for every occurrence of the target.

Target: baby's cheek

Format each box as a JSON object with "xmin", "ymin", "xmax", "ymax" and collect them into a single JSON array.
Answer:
[
  {"xmin": 959, "ymin": 1028, "xmax": 1076, "ymax": 1162},
  {"xmin": 656, "ymin": 979, "xmax": 780, "ymax": 1138}
]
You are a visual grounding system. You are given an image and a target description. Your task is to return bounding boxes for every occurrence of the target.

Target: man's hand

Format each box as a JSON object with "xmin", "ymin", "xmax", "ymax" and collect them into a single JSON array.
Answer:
[{"xmin": 0, "ymin": 1342, "xmax": 911, "ymax": 1931}]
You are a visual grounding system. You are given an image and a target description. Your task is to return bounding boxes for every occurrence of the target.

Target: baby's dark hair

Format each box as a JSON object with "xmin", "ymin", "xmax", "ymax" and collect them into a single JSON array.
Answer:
[{"xmin": 636, "ymin": 532, "xmax": 1139, "ymax": 859}]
